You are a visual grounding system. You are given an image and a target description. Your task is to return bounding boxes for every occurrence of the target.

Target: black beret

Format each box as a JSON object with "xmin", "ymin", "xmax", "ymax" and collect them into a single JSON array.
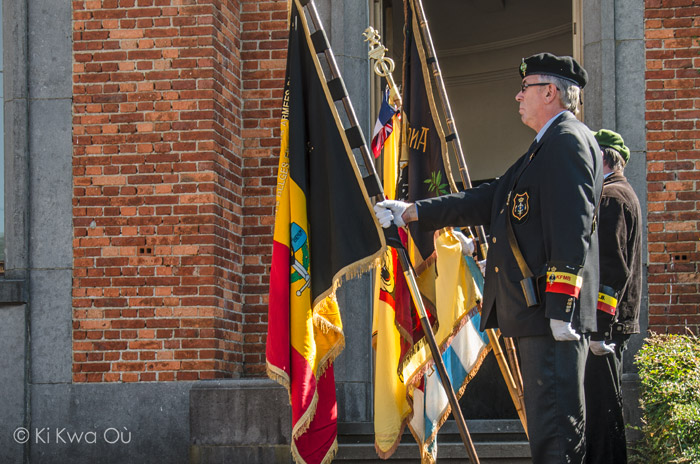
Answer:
[{"xmin": 519, "ymin": 53, "xmax": 588, "ymax": 88}]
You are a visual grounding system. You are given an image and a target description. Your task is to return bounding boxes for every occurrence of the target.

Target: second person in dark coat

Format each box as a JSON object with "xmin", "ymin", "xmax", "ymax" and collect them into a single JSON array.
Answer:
[{"xmin": 584, "ymin": 129, "xmax": 642, "ymax": 464}]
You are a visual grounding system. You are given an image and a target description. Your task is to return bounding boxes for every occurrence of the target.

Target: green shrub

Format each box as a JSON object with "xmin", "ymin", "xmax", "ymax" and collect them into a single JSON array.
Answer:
[{"xmin": 631, "ymin": 332, "xmax": 700, "ymax": 463}]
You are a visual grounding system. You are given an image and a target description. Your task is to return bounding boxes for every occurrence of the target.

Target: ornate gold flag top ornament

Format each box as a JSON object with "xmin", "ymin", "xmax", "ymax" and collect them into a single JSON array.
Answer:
[{"xmin": 363, "ymin": 27, "xmax": 401, "ymax": 107}]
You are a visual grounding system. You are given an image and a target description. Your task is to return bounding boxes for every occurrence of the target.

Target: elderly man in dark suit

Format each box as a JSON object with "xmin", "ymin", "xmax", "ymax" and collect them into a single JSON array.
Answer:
[{"xmin": 374, "ymin": 53, "xmax": 603, "ymax": 463}]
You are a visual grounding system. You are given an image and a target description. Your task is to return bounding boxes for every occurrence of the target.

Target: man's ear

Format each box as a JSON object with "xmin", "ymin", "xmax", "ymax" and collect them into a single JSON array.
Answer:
[{"xmin": 544, "ymin": 85, "xmax": 557, "ymax": 103}]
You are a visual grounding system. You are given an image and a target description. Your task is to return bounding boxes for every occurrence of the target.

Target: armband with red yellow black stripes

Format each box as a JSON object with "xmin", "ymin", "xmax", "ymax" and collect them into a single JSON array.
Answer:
[
  {"xmin": 597, "ymin": 284, "xmax": 619, "ymax": 316},
  {"xmin": 545, "ymin": 264, "xmax": 583, "ymax": 299}
]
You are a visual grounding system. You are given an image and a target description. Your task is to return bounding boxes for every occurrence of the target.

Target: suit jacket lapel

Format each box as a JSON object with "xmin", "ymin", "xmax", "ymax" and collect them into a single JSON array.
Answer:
[{"xmin": 533, "ymin": 111, "xmax": 572, "ymax": 153}]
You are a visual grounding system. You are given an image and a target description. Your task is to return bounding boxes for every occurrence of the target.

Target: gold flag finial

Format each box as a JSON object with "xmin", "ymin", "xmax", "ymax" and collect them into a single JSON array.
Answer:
[{"xmin": 363, "ymin": 27, "xmax": 400, "ymax": 106}]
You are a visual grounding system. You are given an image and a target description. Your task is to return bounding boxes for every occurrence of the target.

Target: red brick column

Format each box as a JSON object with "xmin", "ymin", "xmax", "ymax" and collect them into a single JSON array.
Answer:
[
  {"xmin": 238, "ymin": 0, "xmax": 288, "ymax": 376},
  {"xmin": 645, "ymin": 0, "xmax": 700, "ymax": 334},
  {"xmin": 72, "ymin": 0, "xmax": 247, "ymax": 382}
]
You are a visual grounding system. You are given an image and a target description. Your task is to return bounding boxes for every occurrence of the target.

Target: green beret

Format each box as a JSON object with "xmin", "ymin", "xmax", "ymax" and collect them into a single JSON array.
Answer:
[
  {"xmin": 519, "ymin": 52, "xmax": 588, "ymax": 88},
  {"xmin": 594, "ymin": 129, "xmax": 630, "ymax": 163}
]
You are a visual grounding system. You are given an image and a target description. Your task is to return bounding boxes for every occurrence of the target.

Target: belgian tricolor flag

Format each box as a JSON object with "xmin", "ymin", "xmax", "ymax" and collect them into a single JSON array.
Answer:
[{"xmin": 266, "ymin": 2, "xmax": 385, "ymax": 464}]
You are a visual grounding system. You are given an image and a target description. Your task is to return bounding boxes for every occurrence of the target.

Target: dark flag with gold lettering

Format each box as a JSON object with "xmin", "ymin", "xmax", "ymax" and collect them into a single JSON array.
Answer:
[{"xmin": 400, "ymin": 0, "xmax": 457, "ymax": 262}]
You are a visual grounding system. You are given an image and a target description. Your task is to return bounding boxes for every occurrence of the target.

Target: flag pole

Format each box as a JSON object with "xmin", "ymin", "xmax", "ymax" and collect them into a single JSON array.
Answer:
[
  {"xmin": 296, "ymin": 1, "xmax": 480, "ymax": 462},
  {"xmin": 408, "ymin": 0, "xmax": 528, "ymax": 436}
]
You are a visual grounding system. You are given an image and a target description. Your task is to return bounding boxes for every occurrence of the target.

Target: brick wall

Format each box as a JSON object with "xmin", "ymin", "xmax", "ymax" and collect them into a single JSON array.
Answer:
[
  {"xmin": 645, "ymin": 0, "xmax": 700, "ymax": 335},
  {"xmin": 72, "ymin": 0, "xmax": 256, "ymax": 382},
  {"xmin": 238, "ymin": 0, "xmax": 288, "ymax": 376}
]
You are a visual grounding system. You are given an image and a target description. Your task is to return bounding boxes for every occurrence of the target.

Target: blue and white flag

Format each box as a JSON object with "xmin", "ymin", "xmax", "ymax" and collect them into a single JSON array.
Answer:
[{"xmin": 406, "ymin": 230, "xmax": 490, "ymax": 463}]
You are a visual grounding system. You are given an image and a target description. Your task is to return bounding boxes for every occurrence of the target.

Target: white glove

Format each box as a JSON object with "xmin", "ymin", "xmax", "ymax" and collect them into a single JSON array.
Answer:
[
  {"xmin": 590, "ymin": 340, "xmax": 616, "ymax": 356},
  {"xmin": 452, "ymin": 230, "xmax": 475, "ymax": 256},
  {"xmin": 550, "ymin": 318, "xmax": 581, "ymax": 341},
  {"xmin": 373, "ymin": 200, "xmax": 410, "ymax": 228}
]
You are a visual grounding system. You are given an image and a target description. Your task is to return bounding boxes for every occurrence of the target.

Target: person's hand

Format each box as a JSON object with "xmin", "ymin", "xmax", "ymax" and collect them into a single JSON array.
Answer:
[
  {"xmin": 590, "ymin": 340, "xmax": 616, "ymax": 356},
  {"xmin": 452, "ymin": 229, "xmax": 475, "ymax": 256},
  {"xmin": 373, "ymin": 200, "xmax": 410, "ymax": 228},
  {"xmin": 550, "ymin": 318, "xmax": 581, "ymax": 341}
]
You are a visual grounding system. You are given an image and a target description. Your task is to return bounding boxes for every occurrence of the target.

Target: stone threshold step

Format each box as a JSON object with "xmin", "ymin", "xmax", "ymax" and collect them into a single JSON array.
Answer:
[
  {"xmin": 339, "ymin": 419, "xmax": 527, "ymax": 444},
  {"xmin": 337, "ymin": 441, "xmax": 531, "ymax": 462}
]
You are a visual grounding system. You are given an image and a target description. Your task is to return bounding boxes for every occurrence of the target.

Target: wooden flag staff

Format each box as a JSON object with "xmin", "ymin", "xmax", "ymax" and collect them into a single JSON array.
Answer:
[{"xmin": 294, "ymin": 0, "xmax": 480, "ymax": 462}]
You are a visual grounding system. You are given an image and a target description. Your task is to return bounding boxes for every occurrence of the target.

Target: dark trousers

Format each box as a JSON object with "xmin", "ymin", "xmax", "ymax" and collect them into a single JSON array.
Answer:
[
  {"xmin": 584, "ymin": 337, "xmax": 629, "ymax": 464},
  {"xmin": 518, "ymin": 335, "xmax": 588, "ymax": 464}
]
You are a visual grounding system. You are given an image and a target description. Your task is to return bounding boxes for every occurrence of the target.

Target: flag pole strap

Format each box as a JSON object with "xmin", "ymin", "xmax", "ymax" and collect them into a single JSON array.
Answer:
[
  {"xmin": 409, "ymin": 0, "xmax": 528, "ymax": 435},
  {"xmin": 296, "ymin": 1, "xmax": 480, "ymax": 462}
]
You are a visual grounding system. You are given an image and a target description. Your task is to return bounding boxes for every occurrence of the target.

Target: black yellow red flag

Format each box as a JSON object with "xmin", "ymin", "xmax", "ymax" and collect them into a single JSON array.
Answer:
[{"xmin": 266, "ymin": 2, "xmax": 386, "ymax": 463}]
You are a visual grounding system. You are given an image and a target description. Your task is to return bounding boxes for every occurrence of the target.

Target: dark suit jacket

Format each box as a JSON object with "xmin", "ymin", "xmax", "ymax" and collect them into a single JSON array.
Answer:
[
  {"xmin": 416, "ymin": 112, "xmax": 603, "ymax": 337},
  {"xmin": 594, "ymin": 171, "xmax": 642, "ymax": 339}
]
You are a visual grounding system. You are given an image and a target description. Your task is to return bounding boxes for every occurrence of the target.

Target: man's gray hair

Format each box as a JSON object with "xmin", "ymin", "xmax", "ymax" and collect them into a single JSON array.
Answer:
[
  {"xmin": 546, "ymin": 75, "xmax": 582, "ymax": 115},
  {"xmin": 602, "ymin": 147, "xmax": 626, "ymax": 172}
]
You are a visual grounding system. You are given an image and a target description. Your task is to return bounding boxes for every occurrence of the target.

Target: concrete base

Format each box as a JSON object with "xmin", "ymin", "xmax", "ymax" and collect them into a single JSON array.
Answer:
[
  {"xmin": 190, "ymin": 445, "xmax": 292, "ymax": 464},
  {"xmin": 26, "ymin": 382, "xmax": 193, "ymax": 464},
  {"xmin": 189, "ymin": 379, "xmax": 292, "ymax": 464},
  {"xmin": 0, "ymin": 305, "xmax": 27, "ymax": 464},
  {"xmin": 187, "ymin": 378, "xmax": 530, "ymax": 464},
  {"xmin": 622, "ymin": 373, "xmax": 642, "ymax": 442}
]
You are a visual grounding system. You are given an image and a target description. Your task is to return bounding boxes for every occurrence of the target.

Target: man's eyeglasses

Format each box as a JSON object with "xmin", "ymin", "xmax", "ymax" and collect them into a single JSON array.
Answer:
[{"xmin": 520, "ymin": 82, "xmax": 554, "ymax": 93}]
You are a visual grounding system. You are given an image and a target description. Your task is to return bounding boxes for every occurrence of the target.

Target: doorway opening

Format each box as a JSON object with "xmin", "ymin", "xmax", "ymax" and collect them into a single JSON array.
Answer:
[{"xmin": 375, "ymin": 0, "xmax": 577, "ymax": 184}]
